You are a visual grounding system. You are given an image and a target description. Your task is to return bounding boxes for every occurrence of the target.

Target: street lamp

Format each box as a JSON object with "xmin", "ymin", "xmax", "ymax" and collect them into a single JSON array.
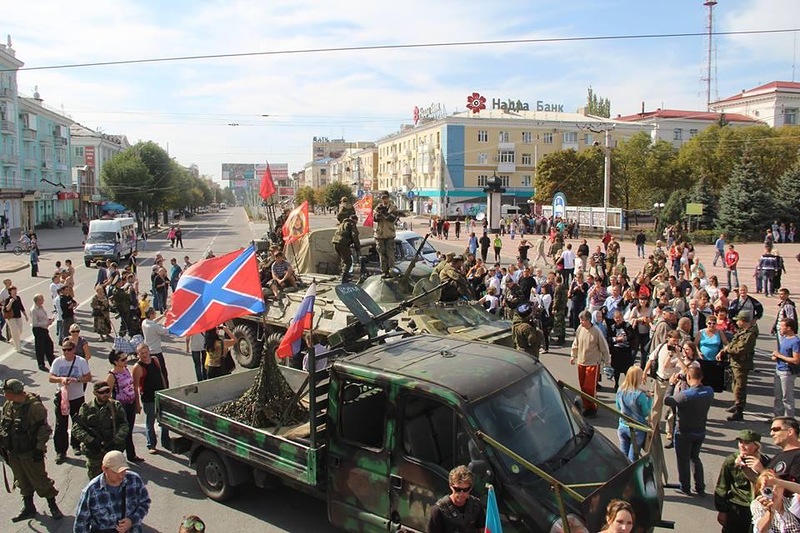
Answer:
[{"xmin": 653, "ymin": 202, "xmax": 665, "ymax": 231}]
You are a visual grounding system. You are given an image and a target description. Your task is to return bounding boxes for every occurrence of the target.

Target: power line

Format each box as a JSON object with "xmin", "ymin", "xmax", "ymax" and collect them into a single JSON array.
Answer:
[{"xmin": 4, "ymin": 28, "xmax": 798, "ymax": 73}]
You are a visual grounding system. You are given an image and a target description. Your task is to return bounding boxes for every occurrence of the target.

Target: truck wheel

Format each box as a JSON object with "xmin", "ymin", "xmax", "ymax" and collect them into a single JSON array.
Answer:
[
  {"xmin": 232, "ymin": 323, "xmax": 262, "ymax": 368},
  {"xmin": 85, "ymin": 260, "xmax": 92, "ymax": 268},
  {"xmin": 196, "ymin": 450, "xmax": 234, "ymax": 502}
]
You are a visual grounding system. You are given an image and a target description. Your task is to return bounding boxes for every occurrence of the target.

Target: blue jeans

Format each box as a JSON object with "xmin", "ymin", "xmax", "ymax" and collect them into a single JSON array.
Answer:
[
  {"xmin": 674, "ymin": 431, "xmax": 705, "ymax": 492},
  {"xmin": 637, "ymin": 244, "xmax": 645, "ymax": 258},
  {"xmin": 726, "ymin": 269, "xmax": 739, "ymax": 289},
  {"xmin": 618, "ymin": 425, "xmax": 646, "ymax": 462},
  {"xmin": 142, "ymin": 401, "xmax": 170, "ymax": 450},
  {"xmin": 191, "ymin": 350, "xmax": 207, "ymax": 381}
]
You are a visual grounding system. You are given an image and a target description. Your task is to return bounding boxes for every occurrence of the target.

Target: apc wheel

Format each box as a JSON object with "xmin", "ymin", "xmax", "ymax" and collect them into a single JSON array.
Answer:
[
  {"xmin": 196, "ymin": 450, "xmax": 234, "ymax": 502},
  {"xmin": 264, "ymin": 333, "xmax": 284, "ymax": 364},
  {"xmin": 232, "ymin": 323, "xmax": 262, "ymax": 368}
]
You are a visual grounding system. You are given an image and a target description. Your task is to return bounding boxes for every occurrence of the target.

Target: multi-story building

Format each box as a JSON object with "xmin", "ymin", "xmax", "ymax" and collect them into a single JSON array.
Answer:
[
  {"xmin": 376, "ymin": 107, "xmax": 648, "ymax": 216},
  {"xmin": 70, "ymin": 124, "xmax": 130, "ymax": 220},
  {"xmin": 329, "ymin": 146, "xmax": 378, "ymax": 195},
  {"xmin": 616, "ymin": 108, "xmax": 761, "ymax": 147},
  {"xmin": 709, "ymin": 81, "xmax": 800, "ymax": 127},
  {"xmin": 303, "ymin": 157, "xmax": 334, "ymax": 189}
]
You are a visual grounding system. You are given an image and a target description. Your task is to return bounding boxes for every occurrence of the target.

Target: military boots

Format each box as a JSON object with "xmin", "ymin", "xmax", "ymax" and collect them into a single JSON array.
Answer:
[
  {"xmin": 11, "ymin": 495, "xmax": 36, "ymax": 522},
  {"xmin": 47, "ymin": 497, "xmax": 64, "ymax": 520}
]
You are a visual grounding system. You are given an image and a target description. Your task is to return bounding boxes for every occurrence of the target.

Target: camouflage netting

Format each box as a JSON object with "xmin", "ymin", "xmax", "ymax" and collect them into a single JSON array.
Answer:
[{"xmin": 212, "ymin": 341, "xmax": 308, "ymax": 428}]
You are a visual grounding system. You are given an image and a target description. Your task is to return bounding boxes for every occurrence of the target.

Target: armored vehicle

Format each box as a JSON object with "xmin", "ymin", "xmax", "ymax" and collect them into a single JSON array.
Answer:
[{"xmin": 158, "ymin": 329, "xmax": 669, "ymax": 532}]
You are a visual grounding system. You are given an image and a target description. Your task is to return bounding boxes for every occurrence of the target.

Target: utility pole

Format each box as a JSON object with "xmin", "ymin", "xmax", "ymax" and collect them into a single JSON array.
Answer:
[
  {"xmin": 578, "ymin": 123, "xmax": 615, "ymax": 232},
  {"xmin": 703, "ymin": 0, "xmax": 718, "ymax": 109}
]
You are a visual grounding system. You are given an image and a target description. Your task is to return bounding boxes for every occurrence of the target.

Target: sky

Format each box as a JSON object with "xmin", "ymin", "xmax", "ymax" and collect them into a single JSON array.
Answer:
[{"xmin": 3, "ymin": 0, "xmax": 799, "ymax": 184}]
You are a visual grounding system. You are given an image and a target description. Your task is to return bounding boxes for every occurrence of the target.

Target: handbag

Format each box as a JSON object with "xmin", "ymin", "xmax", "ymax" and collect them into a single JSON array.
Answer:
[{"xmin": 58, "ymin": 384, "xmax": 70, "ymax": 416}]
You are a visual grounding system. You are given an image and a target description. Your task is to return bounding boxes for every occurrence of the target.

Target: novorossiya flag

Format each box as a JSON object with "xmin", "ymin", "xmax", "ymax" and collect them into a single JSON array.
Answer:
[
  {"xmin": 164, "ymin": 245, "xmax": 266, "ymax": 337},
  {"xmin": 276, "ymin": 282, "xmax": 316, "ymax": 359},
  {"xmin": 282, "ymin": 201, "xmax": 309, "ymax": 246}
]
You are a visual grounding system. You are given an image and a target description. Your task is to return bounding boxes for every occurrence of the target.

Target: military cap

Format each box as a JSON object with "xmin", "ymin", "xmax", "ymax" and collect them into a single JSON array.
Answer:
[
  {"xmin": 451, "ymin": 254, "xmax": 464, "ymax": 262},
  {"xmin": 662, "ymin": 306, "xmax": 675, "ymax": 314},
  {"xmin": 516, "ymin": 303, "xmax": 532, "ymax": 317},
  {"xmin": 93, "ymin": 381, "xmax": 111, "ymax": 393},
  {"xmin": 2, "ymin": 378, "xmax": 24, "ymax": 393},
  {"xmin": 380, "ymin": 191, "xmax": 390, "ymax": 198},
  {"xmin": 444, "ymin": 252, "xmax": 455, "ymax": 261},
  {"xmin": 735, "ymin": 429, "xmax": 761, "ymax": 443},
  {"xmin": 734, "ymin": 311, "xmax": 752, "ymax": 321}
]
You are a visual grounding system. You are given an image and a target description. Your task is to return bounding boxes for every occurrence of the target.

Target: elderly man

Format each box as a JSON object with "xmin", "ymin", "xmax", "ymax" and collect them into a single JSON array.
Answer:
[
  {"xmin": 570, "ymin": 310, "xmax": 610, "ymax": 417},
  {"xmin": 718, "ymin": 311, "xmax": 758, "ymax": 422},
  {"xmin": 74, "ymin": 451, "xmax": 151, "ymax": 533},
  {"xmin": 0, "ymin": 379, "xmax": 63, "ymax": 522}
]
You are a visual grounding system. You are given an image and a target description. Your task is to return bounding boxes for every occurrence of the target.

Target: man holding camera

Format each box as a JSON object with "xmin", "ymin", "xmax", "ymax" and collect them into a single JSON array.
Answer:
[{"xmin": 372, "ymin": 192, "xmax": 399, "ymax": 278}]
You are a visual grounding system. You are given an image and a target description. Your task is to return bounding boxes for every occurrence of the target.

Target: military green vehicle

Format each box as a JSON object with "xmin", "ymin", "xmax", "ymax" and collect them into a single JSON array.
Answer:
[{"xmin": 158, "ymin": 320, "xmax": 669, "ymax": 532}]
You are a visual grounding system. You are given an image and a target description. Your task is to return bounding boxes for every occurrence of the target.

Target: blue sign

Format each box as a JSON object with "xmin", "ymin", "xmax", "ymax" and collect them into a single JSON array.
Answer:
[
  {"xmin": 552, "ymin": 192, "xmax": 567, "ymax": 219},
  {"xmin": 407, "ymin": 191, "xmax": 416, "ymax": 200}
]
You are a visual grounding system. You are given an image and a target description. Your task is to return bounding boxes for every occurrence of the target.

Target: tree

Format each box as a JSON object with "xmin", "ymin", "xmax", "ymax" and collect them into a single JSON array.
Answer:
[
  {"xmin": 775, "ymin": 155, "xmax": 800, "ymax": 223},
  {"xmin": 613, "ymin": 132, "xmax": 680, "ymax": 211},
  {"xmin": 586, "ymin": 86, "xmax": 611, "ymax": 118},
  {"xmin": 658, "ymin": 189, "xmax": 689, "ymax": 234},
  {"xmin": 321, "ymin": 182, "xmax": 355, "ymax": 208},
  {"xmin": 534, "ymin": 148, "xmax": 604, "ymax": 205},
  {"xmin": 100, "ymin": 151, "xmax": 152, "ymax": 212},
  {"xmin": 716, "ymin": 153, "xmax": 776, "ymax": 239},
  {"xmin": 296, "ymin": 187, "xmax": 317, "ymax": 207},
  {"xmin": 687, "ymin": 175, "xmax": 718, "ymax": 230}
]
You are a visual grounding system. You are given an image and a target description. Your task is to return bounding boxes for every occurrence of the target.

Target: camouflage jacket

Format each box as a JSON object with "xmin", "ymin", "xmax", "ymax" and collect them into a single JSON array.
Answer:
[
  {"xmin": 332, "ymin": 219, "xmax": 360, "ymax": 248},
  {"xmin": 552, "ymin": 283, "xmax": 568, "ymax": 313},
  {"xmin": 724, "ymin": 324, "xmax": 758, "ymax": 370},
  {"xmin": 373, "ymin": 202, "xmax": 398, "ymax": 240},
  {"xmin": 72, "ymin": 398, "xmax": 129, "ymax": 455},
  {"xmin": 0, "ymin": 393, "xmax": 51, "ymax": 455},
  {"xmin": 512, "ymin": 315, "xmax": 541, "ymax": 358},
  {"xmin": 336, "ymin": 202, "xmax": 355, "ymax": 222}
]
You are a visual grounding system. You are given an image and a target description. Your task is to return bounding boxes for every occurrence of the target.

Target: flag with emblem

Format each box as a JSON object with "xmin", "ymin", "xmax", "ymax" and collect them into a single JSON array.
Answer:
[
  {"xmin": 276, "ymin": 282, "xmax": 316, "ymax": 359},
  {"xmin": 282, "ymin": 201, "xmax": 310, "ymax": 246},
  {"xmin": 484, "ymin": 485, "xmax": 502, "ymax": 533},
  {"xmin": 165, "ymin": 245, "xmax": 266, "ymax": 337}
]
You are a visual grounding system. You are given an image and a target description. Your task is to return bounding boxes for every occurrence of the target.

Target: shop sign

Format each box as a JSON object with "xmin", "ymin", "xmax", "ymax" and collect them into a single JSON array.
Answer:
[{"xmin": 467, "ymin": 91, "xmax": 564, "ymax": 113}]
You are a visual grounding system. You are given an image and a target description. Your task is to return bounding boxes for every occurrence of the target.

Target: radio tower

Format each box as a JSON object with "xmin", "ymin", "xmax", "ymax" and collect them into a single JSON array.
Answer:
[{"xmin": 703, "ymin": 0, "xmax": 718, "ymax": 110}]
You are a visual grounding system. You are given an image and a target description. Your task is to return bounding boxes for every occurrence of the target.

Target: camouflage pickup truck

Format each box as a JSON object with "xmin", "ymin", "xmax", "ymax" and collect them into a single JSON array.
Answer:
[{"xmin": 157, "ymin": 334, "xmax": 668, "ymax": 532}]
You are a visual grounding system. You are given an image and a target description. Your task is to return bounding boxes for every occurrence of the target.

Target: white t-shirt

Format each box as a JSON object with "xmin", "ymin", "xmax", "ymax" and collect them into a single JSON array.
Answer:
[
  {"xmin": 188, "ymin": 332, "xmax": 205, "ymax": 352},
  {"xmin": 561, "ymin": 249, "xmax": 576, "ymax": 269},
  {"xmin": 50, "ymin": 355, "xmax": 90, "ymax": 401}
]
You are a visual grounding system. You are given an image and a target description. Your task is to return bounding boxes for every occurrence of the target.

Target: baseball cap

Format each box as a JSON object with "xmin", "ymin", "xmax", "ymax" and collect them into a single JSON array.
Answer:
[
  {"xmin": 3, "ymin": 378, "xmax": 24, "ymax": 393},
  {"xmin": 93, "ymin": 381, "xmax": 111, "ymax": 393},
  {"xmin": 102, "ymin": 450, "xmax": 129, "ymax": 473},
  {"xmin": 736, "ymin": 429, "xmax": 761, "ymax": 443}
]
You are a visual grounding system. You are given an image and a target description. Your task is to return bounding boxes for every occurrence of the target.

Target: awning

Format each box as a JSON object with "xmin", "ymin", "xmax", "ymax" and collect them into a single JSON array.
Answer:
[{"xmin": 101, "ymin": 202, "xmax": 128, "ymax": 212}]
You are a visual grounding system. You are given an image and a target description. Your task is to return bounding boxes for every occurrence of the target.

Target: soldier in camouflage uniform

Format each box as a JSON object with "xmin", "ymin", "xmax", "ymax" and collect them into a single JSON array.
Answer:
[
  {"xmin": 0, "ymin": 379, "xmax": 63, "ymax": 522},
  {"xmin": 439, "ymin": 255, "xmax": 474, "ymax": 302},
  {"xmin": 552, "ymin": 274, "xmax": 568, "ymax": 345},
  {"xmin": 331, "ymin": 214, "xmax": 360, "ymax": 282},
  {"xmin": 336, "ymin": 196, "xmax": 356, "ymax": 222},
  {"xmin": 111, "ymin": 277, "xmax": 133, "ymax": 337},
  {"xmin": 72, "ymin": 381, "xmax": 130, "ymax": 478},
  {"xmin": 719, "ymin": 312, "xmax": 759, "ymax": 422},
  {"xmin": 430, "ymin": 252, "xmax": 454, "ymax": 282},
  {"xmin": 606, "ymin": 237, "xmax": 620, "ymax": 274},
  {"xmin": 372, "ymin": 192, "xmax": 399, "ymax": 277},
  {"xmin": 512, "ymin": 304, "xmax": 542, "ymax": 361}
]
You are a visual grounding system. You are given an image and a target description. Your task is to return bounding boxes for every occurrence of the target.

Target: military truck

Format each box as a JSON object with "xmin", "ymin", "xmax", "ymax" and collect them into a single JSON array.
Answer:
[{"xmin": 157, "ymin": 330, "xmax": 667, "ymax": 532}]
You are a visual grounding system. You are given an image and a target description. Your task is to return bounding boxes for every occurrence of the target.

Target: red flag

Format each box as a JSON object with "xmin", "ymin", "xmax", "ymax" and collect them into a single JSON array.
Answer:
[
  {"xmin": 164, "ymin": 245, "xmax": 266, "ymax": 337},
  {"xmin": 276, "ymin": 283, "xmax": 316, "ymax": 359},
  {"xmin": 282, "ymin": 201, "xmax": 309, "ymax": 246},
  {"xmin": 259, "ymin": 162, "xmax": 276, "ymax": 200},
  {"xmin": 354, "ymin": 196, "xmax": 373, "ymax": 227}
]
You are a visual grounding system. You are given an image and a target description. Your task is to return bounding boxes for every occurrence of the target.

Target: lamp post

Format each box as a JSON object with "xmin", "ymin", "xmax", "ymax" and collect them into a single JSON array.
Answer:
[{"xmin": 653, "ymin": 202, "xmax": 665, "ymax": 231}]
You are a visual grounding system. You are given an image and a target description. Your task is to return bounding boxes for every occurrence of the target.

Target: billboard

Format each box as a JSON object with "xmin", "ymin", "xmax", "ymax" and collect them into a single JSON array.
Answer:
[{"xmin": 221, "ymin": 163, "xmax": 255, "ymax": 181}]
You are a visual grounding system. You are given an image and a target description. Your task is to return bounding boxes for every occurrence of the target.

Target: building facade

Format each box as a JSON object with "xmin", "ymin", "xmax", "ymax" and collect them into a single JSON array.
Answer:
[
  {"xmin": 616, "ymin": 108, "xmax": 761, "ymax": 147},
  {"xmin": 376, "ymin": 108, "xmax": 648, "ymax": 216},
  {"xmin": 70, "ymin": 124, "xmax": 130, "ymax": 220},
  {"xmin": 709, "ymin": 81, "xmax": 800, "ymax": 127},
  {"xmin": 329, "ymin": 146, "xmax": 378, "ymax": 195}
]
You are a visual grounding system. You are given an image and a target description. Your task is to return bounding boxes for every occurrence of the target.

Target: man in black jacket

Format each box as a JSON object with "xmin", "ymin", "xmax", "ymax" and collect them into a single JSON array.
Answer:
[{"xmin": 427, "ymin": 465, "xmax": 485, "ymax": 533}]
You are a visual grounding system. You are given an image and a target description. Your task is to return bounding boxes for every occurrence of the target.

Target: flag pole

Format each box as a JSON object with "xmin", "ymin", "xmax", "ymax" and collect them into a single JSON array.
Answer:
[{"xmin": 289, "ymin": 238, "xmax": 304, "ymax": 285}]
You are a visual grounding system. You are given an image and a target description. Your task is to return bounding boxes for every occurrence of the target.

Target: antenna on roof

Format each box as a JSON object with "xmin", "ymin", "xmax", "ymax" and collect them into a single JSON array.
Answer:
[{"xmin": 702, "ymin": 1, "xmax": 718, "ymax": 110}]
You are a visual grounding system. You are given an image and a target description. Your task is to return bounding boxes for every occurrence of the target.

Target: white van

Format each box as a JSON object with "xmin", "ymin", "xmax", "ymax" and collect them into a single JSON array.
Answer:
[
  {"xmin": 83, "ymin": 217, "xmax": 137, "ymax": 267},
  {"xmin": 501, "ymin": 204, "xmax": 522, "ymax": 216}
]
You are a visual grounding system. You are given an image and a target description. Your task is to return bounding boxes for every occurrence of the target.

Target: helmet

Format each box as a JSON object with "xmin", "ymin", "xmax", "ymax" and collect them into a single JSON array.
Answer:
[{"xmin": 516, "ymin": 303, "xmax": 532, "ymax": 317}]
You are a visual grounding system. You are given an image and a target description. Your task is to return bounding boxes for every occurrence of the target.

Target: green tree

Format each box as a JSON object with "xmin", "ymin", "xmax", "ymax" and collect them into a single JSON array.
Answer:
[
  {"xmin": 687, "ymin": 175, "xmax": 718, "ymax": 230},
  {"xmin": 613, "ymin": 132, "xmax": 680, "ymax": 211},
  {"xmin": 534, "ymin": 148, "xmax": 604, "ymax": 205},
  {"xmin": 586, "ymin": 86, "xmax": 611, "ymax": 118},
  {"xmin": 321, "ymin": 182, "xmax": 355, "ymax": 208},
  {"xmin": 775, "ymin": 155, "xmax": 800, "ymax": 223},
  {"xmin": 296, "ymin": 186, "xmax": 317, "ymax": 207},
  {"xmin": 658, "ymin": 189, "xmax": 689, "ymax": 234},
  {"xmin": 99, "ymin": 151, "xmax": 152, "ymax": 214},
  {"xmin": 716, "ymin": 153, "xmax": 776, "ymax": 239}
]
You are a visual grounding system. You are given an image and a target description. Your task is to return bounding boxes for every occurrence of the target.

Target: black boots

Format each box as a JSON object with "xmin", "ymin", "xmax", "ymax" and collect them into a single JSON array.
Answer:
[
  {"xmin": 47, "ymin": 497, "xmax": 64, "ymax": 520},
  {"xmin": 727, "ymin": 410, "xmax": 744, "ymax": 422},
  {"xmin": 11, "ymin": 496, "xmax": 36, "ymax": 522}
]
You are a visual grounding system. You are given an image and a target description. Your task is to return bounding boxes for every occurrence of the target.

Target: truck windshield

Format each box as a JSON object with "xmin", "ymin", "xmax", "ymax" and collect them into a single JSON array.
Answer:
[
  {"xmin": 86, "ymin": 232, "xmax": 116, "ymax": 244},
  {"xmin": 472, "ymin": 368, "xmax": 583, "ymax": 477},
  {"xmin": 403, "ymin": 237, "xmax": 436, "ymax": 257}
]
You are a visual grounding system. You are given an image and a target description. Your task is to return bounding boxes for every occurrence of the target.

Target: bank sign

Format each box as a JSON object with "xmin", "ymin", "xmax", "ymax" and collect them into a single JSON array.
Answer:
[{"xmin": 466, "ymin": 91, "xmax": 564, "ymax": 113}]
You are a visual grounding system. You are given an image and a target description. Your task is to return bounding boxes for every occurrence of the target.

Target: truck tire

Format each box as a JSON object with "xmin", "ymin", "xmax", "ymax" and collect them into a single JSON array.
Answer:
[
  {"xmin": 232, "ymin": 323, "xmax": 262, "ymax": 368},
  {"xmin": 196, "ymin": 450, "xmax": 234, "ymax": 502},
  {"xmin": 85, "ymin": 260, "xmax": 92, "ymax": 268}
]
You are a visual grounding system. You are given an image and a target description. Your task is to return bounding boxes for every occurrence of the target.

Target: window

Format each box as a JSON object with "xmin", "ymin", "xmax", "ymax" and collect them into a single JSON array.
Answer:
[
  {"xmin": 499, "ymin": 175, "xmax": 510, "ymax": 187},
  {"xmin": 543, "ymin": 133, "xmax": 553, "ymax": 144},
  {"xmin": 75, "ymin": 147, "xmax": 84, "ymax": 157},
  {"xmin": 521, "ymin": 153, "xmax": 532, "ymax": 166},
  {"xmin": 477, "ymin": 130, "xmax": 488, "ymax": 143},
  {"xmin": 521, "ymin": 131, "xmax": 532, "ymax": 144},
  {"xmin": 498, "ymin": 131, "xmax": 510, "ymax": 143},
  {"xmin": 477, "ymin": 174, "xmax": 488, "ymax": 187},
  {"xmin": 521, "ymin": 175, "xmax": 532, "ymax": 187},
  {"xmin": 583, "ymin": 133, "xmax": 593, "ymax": 145},
  {"xmin": 689, "ymin": 129, "xmax": 698, "ymax": 138},
  {"xmin": 320, "ymin": 168, "xmax": 327, "ymax": 176},
  {"xmin": 477, "ymin": 152, "xmax": 488, "ymax": 165},
  {"xmin": 563, "ymin": 132, "xmax": 578, "ymax": 143},
  {"xmin": 673, "ymin": 128, "xmax": 683, "ymax": 141},
  {"xmin": 339, "ymin": 381, "xmax": 387, "ymax": 449},
  {"xmin": 786, "ymin": 108, "xmax": 798, "ymax": 125},
  {"xmin": 401, "ymin": 395, "xmax": 466, "ymax": 472},
  {"xmin": 498, "ymin": 150, "xmax": 515, "ymax": 163}
]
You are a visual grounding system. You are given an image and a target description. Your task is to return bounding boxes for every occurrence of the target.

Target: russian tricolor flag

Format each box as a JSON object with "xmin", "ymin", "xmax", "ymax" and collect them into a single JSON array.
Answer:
[
  {"xmin": 276, "ymin": 283, "xmax": 316, "ymax": 359},
  {"xmin": 485, "ymin": 485, "xmax": 502, "ymax": 533}
]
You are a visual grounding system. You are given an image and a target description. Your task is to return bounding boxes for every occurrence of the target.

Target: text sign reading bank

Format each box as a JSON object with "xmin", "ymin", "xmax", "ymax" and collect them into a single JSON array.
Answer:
[{"xmin": 466, "ymin": 91, "xmax": 564, "ymax": 113}]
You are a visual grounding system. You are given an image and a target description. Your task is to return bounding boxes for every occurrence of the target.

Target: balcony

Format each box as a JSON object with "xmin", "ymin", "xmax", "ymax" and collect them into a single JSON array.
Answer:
[
  {"xmin": 0, "ymin": 120, "xmax": 14, "ymax": 134},
  {"xmin": 22, "ymin": 129, "xmax": 37, "ymax": 141},
  {"xmin": 498, "ymin": 142, "xmax": 515, "ymax": 151},
  {"xmin": 0, "ymin": 153, "xmax": 18, "ymax": 166},
  {"xmin": 0, "ymin": 87, "xmax": 12, "ymax": 101},
  {"xmin": 57, "ymin": 137, "xmax": 68, "ymax": 146},
  {"xmin": 23, "ymin": 158, "xmax": 37, "ymax": 169},
  {"xmin": 497, "ymin": 162, "xmax": 516, "ymax": 173},
  {"xmin": 55, "ymin": 162, "xmax": 68, "ymax": 172}
]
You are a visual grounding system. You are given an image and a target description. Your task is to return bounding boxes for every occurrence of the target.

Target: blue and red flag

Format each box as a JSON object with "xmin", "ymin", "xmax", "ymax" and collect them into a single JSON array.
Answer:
[
  {"xmin": 165, "ymin": 245, "xmax": 266, "ymax": 337},
  {"xmin": 485, "ymin": 485, "xmax": 502, "ymax": 533},
  {"xmin": 276, "ymin": 282, "xmax": 316, "ymax": 359}
]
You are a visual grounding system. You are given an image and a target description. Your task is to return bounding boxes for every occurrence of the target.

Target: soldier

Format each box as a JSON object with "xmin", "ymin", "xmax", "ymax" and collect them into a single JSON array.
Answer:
[
  {"xmin": 111, "ymin": 277, "xmax": 132, "ymax": 337},
  {"xmin": 331, "ymin": 214, "xmax": 360, "ymax": 282},
  {"xmin": 336, "ymin": 196, "xmax": 355, "ymax": 222},
  {"xmin": 439, "ymin": 255, "xmax": 473, "ymax": 302},
  {"xmin": 718, "ymin": 311, "xmax": 758, "ymax": 422},
  {"xmin": 73, "ymin": 381, "xmax": 130, "ymax": 478},
  {"xmin": 552, "ymin": 274, "xmax": 568, "ymax": 345},
  {"xmin": 430, "ymin": 252, "xmax": 455, "ymax": 282},
  {"xmin": 372, "ymin": 192, "xmax": 399, "ymax": 277},
  {"xmin": 0, "ymin": 378, "xmax": 63, "ymax": 522},
  {"xmin": 606, "ymin": 237, "xmax": 620, "ymax": 272},
  {"xmin": 512, "ymin": 304, "xmax": 542, "ymax": 361}
]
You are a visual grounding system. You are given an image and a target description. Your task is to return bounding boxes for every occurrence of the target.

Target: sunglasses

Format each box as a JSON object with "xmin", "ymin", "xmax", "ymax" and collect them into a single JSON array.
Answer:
[
  {"xmin": 182, "ymin": 517, "xmax": 205, "ymax": 531},
  {"xmin": 451, "ymin": 485, "xmax": 472, "ymax": 493},
  {"xmin": 95, "ymin": 390, "xmax": 111, "ymax": 395},
  {"xmin": 62, "ymin": 347, "xmax": 75, "ymax": 352},
  {"xmin": 771, "ymin": 427, "xmax": 788, "ymax": 433}
]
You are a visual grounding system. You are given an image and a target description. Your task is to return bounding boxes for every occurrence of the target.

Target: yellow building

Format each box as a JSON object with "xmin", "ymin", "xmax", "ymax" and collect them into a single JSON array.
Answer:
[
  {"xmin": 376, "ymin": 105, "xmax": 648, "ymax": 216},
  {"xmin": 330, "ymin": 146, "xmax": 378, "ymax": 193}
]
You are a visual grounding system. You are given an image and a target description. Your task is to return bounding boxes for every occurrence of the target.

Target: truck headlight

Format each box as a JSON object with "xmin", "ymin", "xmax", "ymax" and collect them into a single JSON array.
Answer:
[{"xmin": 549, "ymin": 514, "xmax": 590, "ymax": 533}]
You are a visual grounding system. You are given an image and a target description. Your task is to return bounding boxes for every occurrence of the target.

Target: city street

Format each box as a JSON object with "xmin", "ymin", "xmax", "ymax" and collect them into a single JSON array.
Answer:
[{"xmin": 0, "ymin": 207, "xmax": 797, "ymax": 531}]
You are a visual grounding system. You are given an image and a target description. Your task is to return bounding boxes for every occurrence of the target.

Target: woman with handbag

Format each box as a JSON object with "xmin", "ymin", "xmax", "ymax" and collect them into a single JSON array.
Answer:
[
  {"xmin": 91, "ymin": 285, "xmax": 112, "ymax": 342},
  {"xmin": 4, "ymin": 285, "xmax": 28, "ymax": 351},
  {"xmin": 106, "ymin": 350, "xmax": 144, "ymax": 462},
  {"xmin": 203, "ymin": 325, "xmax": 237, "ymax": 379}
]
